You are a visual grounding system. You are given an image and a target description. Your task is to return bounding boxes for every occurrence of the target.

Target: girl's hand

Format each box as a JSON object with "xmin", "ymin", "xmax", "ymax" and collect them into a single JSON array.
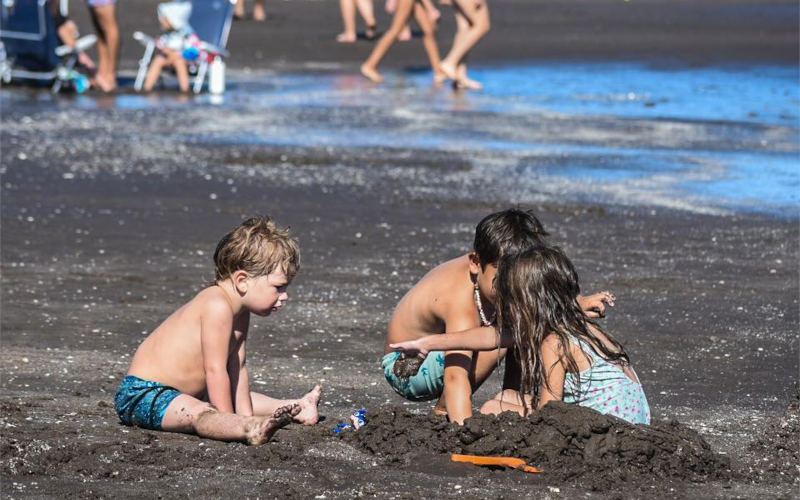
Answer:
[
  {"xmin": 389, "ymin": 338, "xmax": 429, "ymax": 357},
  {"xmin": 578, "ymin": 290, "xmax": 616, "ymax": 318}
]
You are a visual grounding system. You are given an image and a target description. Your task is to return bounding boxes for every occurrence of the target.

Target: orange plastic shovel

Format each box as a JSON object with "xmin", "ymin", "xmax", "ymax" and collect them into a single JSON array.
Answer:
[{"xmin": 451, "ymin": 454, "xmax": 542, "ymax": 473}]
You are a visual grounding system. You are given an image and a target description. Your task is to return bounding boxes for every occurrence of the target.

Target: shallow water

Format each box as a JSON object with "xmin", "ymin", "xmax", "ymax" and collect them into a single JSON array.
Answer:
[{"xmin": 2, "ymin": 62, "xmax": 798, "ymax": 216}]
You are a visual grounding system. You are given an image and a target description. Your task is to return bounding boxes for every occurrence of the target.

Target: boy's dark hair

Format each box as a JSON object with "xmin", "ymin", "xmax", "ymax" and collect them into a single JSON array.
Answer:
[
  {"xmin": 473, "ymin": 208, "xmax": 548, "ymax": 268},
  {"xmin": 213, "ymin": 216, "xmax": 299, "ymax": 282}
]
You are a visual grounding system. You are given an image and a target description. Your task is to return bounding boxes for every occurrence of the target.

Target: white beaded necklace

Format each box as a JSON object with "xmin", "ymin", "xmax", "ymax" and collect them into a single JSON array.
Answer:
[{"xmin": 474, "ymin": 284, "xmax": 495, "ymax": 326}]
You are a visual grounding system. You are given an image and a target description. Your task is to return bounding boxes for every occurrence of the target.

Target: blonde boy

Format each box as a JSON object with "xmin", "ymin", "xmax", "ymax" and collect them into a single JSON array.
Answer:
[{"xmin": 115, "ymin": 217, "xmax": 321, "ymax": 444}]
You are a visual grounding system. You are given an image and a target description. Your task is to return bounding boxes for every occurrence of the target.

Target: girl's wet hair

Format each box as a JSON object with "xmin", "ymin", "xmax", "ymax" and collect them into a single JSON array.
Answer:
[
  {"xmin": 473, "ymin": 208, "xmax": 549, "ymax": 268},
  {"xmin": 213, "ymin": 216, "xmax": 299, "ymax": 282},
  {"xmin": 495, "ymin": 245, "xmax": 629, "ymax": 411}
]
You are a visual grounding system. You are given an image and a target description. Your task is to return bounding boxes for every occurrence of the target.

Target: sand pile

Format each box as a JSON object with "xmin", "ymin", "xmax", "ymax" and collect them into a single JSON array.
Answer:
[{"xmin": 343, "ymin": 402, "xmax": 731, "ymax": 488}]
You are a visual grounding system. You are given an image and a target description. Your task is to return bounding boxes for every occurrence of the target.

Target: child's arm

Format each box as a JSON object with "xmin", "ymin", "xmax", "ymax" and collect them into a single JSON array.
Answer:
[
  {"xmin": 389, "ymin": 326, "xmax": 512, "ymax": 356},
  {"xmin": 201, "ymin": 302, "xmax": 236, "ymax": 413},
  {"xmin": 233, "ymin": 337, "xmax": 254, "ymax": 416},
  {"xmin": 577, "ymin": 291, "xmax": 615, "ymax": 318},
  {"xmin": 537, "ymin": 334, "xmax": 566, "ymax": 408}
]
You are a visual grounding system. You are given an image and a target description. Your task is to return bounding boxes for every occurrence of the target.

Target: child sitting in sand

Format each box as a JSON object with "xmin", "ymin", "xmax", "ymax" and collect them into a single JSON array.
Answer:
[
  {"xmin": 114, "ymin": 216, "xmax": 322, "ymax": 444},
  {"xmin": 391, "ymin": 245, "xmax": 650, "ymax": 425},
  {"xmin": 142, "ymin": 1, "xmax": 203, "ymax": 92},
  {"xmin": 383, "ymin": 208, "xmax": 614, "ymax": 424}
]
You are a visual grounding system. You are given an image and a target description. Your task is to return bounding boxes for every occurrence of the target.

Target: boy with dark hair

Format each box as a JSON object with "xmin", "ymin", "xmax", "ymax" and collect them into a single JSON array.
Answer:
[
  {"xmin": 382, "ymin": 208, "xmax": 613, "ymax": 423},
  {"xmin": 115, "ymin": 216, "xmax": 321, "ymax": 444}
]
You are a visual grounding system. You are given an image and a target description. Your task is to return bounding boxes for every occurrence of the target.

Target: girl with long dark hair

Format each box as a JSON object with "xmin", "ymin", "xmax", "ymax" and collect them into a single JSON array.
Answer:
[{"xmin": 391, "ymin": 245, "xmax": 650, "ymax": 425}]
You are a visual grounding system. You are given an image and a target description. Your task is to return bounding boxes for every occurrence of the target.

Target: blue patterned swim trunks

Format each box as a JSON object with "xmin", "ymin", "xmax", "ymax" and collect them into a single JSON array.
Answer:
[
  {"xmin": 114, "ymin": 375, "xmax": 182, "ymax": 430},
  {"xmin": 381, "ymin": 351, "xmax": 446, "ymax": 401}
]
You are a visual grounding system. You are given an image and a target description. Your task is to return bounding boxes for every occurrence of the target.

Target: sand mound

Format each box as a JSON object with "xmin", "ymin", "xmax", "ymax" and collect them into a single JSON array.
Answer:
[{"xmin": 343, "ymin": 402, "xmax": 730, "ymax": 488}]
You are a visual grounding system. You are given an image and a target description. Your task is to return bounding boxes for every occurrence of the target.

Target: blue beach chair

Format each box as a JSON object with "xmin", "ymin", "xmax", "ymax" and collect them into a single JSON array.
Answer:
[
  {"xmin": 133, "ymin": 0, "xmax": 235, "ymax": 93},
  {"xmin": 0, "ymin": 0, "xmax": 96, "ymax": 92}
]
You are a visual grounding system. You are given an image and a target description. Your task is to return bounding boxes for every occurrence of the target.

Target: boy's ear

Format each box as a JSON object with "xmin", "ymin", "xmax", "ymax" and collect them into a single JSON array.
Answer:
[
  {"xmin": 231, "ymin": 270, "xmax": 250, "ymax": 294},
  {"xmin": 468, "ymin": 252, "xmax": 482, "ymax": 274}
]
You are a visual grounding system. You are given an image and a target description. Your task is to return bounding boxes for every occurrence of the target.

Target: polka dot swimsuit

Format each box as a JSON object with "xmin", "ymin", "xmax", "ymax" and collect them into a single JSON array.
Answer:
[{"xmin": 562, "ymin": 338, "xmax": 651, "ymax": 425}]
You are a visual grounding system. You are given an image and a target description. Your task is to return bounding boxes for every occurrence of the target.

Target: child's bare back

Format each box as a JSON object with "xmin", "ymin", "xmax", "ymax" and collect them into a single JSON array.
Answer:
[{"xmin": 127, "ymin": 286, "xmax": 246, "ymax": 398}]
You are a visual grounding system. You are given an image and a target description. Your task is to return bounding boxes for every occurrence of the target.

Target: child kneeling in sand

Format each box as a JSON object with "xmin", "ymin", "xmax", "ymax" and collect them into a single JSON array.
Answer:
[
  {"xmin": 115, "ymin": 216, "xmax": 322, "ymax": 444},
  {"xmin": 391, "ymin": 245, "xmax": 650, "ymax": 425}
]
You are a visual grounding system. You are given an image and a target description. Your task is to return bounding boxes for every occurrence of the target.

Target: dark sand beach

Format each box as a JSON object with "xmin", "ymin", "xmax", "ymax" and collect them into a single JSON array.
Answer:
[{"xmin": 2, "ymin": 0, "xmax": 799, "ymax": 498}]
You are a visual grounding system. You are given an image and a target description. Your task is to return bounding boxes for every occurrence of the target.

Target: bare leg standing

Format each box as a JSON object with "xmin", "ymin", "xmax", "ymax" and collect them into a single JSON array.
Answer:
[
  {"xmin": 361, "ymin": 0, "xmax": 443, "ymax": 83},
  {"xmin": 88, "ymin": 1, "xmax": 119, "ymax": 92},
  {"xmin": 440, "ymin": 0, "xmax": 489, "ymax": 87}
]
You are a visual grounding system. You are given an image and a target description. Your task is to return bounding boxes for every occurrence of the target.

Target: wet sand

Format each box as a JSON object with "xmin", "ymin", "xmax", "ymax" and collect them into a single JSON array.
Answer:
[{"xmin": 2, "ymin": 0, "xmax": 799, "ymax": 497}]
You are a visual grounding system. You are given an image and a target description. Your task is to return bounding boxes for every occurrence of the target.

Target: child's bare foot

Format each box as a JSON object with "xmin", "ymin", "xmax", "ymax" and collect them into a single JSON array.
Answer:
[
  {"xmin": 433, "ymin": 71, "xmax": 447, "ymax": 86},
  {"xmin": 246, "ymin": 403, "xmax": 300, "ymax": 445},
  {"xmin": 336, "ymin": 32, "xmax": 357, "ymax": 43},
  {"xmin": 294, "ymin": 384, "xmax": 322, "ymax": 425},
  {"xmin": 439, "ymin": 60, "xmax": 457, "ymax": 81},
  {"xmin": 454, "ymin": 76, "xmax": 483, "ymax": 90},
  {"xmin": 398, "ymin": 25, "xmax": 411, "ymax": 41},
  {"xmin": 360, "ymin": 64, "xmax": 383, "ymax": 83},
  {"xmin": 365, "ymin": 24, "xmax": 377, "ymax": 40},
  {"xmin": 433, "ymin": 405, "xmax": 448, "ymax": 417},
  {"xmin": 253, "ymin": 4, "xmax": 266, "ymax": 21}
]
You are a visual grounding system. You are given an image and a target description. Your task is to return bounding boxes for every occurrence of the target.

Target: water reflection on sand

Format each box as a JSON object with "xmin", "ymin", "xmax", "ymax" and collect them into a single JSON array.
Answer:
[{"xmin": 2, "ymin": 62, "xmax": 798, "ymax": 216}]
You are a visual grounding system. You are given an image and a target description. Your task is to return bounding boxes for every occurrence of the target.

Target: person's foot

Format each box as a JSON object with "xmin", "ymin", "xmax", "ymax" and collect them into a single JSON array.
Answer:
[
  {"xmin": 360, "ymin": 64, "xmax": 383, "ymax": 83},
  {"xmin": 385, "ymin": 0, "xmax": 396, "ymax": 13},
  {"xmin": 93, "ymin": 73, "xmax": 116, "ymax": 92},
  {"xmin": 454, "ymin": 76, "xmax": 483, "ymax": 90},
  {"xmin": 253, "ymin": 4, "xmax": 266, "ymax": 21},
  {"xmin": 433, "ymin": 405, "xmax": 448, "ymax": 417},
  {"xmin": 438, "ymin": 60, "xmax": 457, "ymax": 81},
  {"xmin": 398, "ymin": 25, "xmax": 411, "ymax": 41},
  {"xmin": 246, "ymin": 404, "xmax": 301, "ymax": 445},
  {"xmin": 294, "ymin": 384, "xmax": 322, "ymax": 425},
  {"xmin": 433, "ymin": 70, "xmax": 447, "ymax": 86},
  {"xmin": 336, "ymin": 32, "xmax": 357, "ymax": 43},
  {"xmin": 365, "ymin": 24, "xmax": 377, "ymax": 40}
]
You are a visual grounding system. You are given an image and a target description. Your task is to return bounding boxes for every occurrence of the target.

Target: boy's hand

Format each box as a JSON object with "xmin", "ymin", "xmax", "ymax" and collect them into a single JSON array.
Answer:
[
  {"xmin": 578, "ymin": 291, "xmax": 615, "ymax": 318},
  {"xmin": 389, "ymin": 338, "xmax": 429, "ymax": 357}
]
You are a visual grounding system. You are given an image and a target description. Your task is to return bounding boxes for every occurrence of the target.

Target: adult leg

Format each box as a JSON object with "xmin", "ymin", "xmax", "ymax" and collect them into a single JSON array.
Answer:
[
  {"xmin": 412, "ymin": 1, "xmax": 445, "ymax": 83},
  {"xmin": 355, "ymin": 0, "xmax": 377, "ymax": 39},
  {"xmin": 337, "ymin": 0, "xmax": 358, "ymax": 42},
  {"xmin": 234, "ymin": 0, "xmax": 245, "ymax": 19},
  {"xmin": 419, "ymin": 0, "xmax": 440, "ymax": 24},
  {"xmin": 253, "ymin": 0, "xmax": 266, "ymax": 21},
  {"xmin": 161, "ymin": 394, "xmax": 300, "ymax": 444},
  {"xmin": 360, "ymin": 0, "xmax": 415, "ymax": 82},
  {"xmin": 142, "ymin": 54, "xmax": 167, "ymax": 91},
  {"xmin": 88, "ymin": 3, "xmax": 119, "ymax": 91},
  {"xmin": 250, "ymin": 384, "xmax": 322, "ymax": 425},
  {"xmin": 440, "ymin": 0, "xmax": 489, "ymax": 80}
]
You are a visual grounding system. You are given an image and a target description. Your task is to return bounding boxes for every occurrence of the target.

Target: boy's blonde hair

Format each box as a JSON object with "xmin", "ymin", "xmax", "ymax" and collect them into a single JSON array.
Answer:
[{"xmin": 213, "ymin": 216, "xmax": 299, "ymax": 282}]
